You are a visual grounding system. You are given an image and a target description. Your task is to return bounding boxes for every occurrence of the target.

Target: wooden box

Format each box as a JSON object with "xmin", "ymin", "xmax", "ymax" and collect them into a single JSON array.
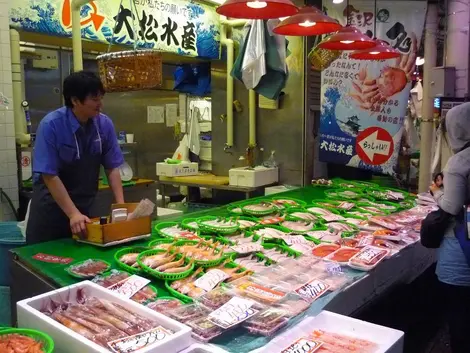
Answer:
[{"xmin": 73, "ymin": 203, "xmax": 151, "ymax": 244}]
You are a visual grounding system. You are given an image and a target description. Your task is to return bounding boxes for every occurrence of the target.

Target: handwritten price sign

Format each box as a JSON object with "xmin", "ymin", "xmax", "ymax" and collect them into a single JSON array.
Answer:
[
  {"xmin": 32, "ymin": 253, "xmax": 73, "ymax": 264},
  {"xmin": 281, "ymin": 338, "xmax": 324, "ymax": 353},
  {"xmin": 108, "ymin": 275, "xmax": 151, "ymax": 299},
  {"xmin": 295, "ymin": 279, "xmax": 330, "ymax": 302},
  {"xmin": 208, "ymin": 297, "xmax": 258, "ymax": 329},
  {"xmin": 108, "ymin": 326, "xmax": 173, "ymax": 353},
  {"xmin": 194, "ymin": 269, "xmax": 229, "ymax": 292}
]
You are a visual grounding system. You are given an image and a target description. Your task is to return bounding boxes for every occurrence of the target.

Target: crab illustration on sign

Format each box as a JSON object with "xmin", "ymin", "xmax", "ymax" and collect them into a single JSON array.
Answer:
[
  {"xmin": 355, "ymin": 127, "xmax": 394, "ymax": 165},
  {"xmin": 61, "ymin": 0, "xmax": 105, "ymax": 31}
]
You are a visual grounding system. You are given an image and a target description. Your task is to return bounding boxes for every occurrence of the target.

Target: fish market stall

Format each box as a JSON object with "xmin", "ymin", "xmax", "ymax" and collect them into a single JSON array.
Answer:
[{"xmin": 9, "ymin": 180, "xmax": 435, "ymax": 353}]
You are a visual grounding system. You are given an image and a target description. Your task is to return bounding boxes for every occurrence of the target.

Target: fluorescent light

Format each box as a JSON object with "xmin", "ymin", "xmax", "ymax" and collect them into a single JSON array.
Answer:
[{"xmin": 333, "ymin": 0, "xmax": 344, "ymax": 3}]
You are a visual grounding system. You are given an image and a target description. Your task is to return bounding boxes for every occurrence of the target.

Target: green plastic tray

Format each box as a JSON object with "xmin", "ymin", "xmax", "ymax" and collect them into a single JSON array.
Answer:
[
  {"xmin": 227, "ymin": 203, "xmax": 245, "ymax": 215},
  {"xmin": 279, "ymin": 217, "xmax": 317, "ymax": 233},
  {"xmin": 154, "ymin": 222, "xmax": 181, "ymax": 237},
  {"xmin": 196, "ymin": 216, "xmax": 240, "ymax": 235},
  {"xmin": 270, "ymin": 197, "xmax": 307, "ymax": 209},
  {"xmin": 233, "ymin": 216, "xmax": 259, "ymax": 230},
  {"xmin": 262, "ymin": 242, "xmax": 302, "ymax": 260},
  {"xmin": 148, "ymin": 238, "xmax": 175, "ymax": 249},
  {"xmin": 0, "ymin": 328, "xmax": 55, "ymax": 353},
  {"xmin": 137, "ymin": 250, "xmax": 194, "ymax": 281},
  {"xmin": 114, "ymin": 247, "xmax": 149, "ymax": 274},
  {"xmin": 65, "ymin": 259, "xmax": 111, "ymax": 279},
  {"xmin": 181, "ymin": 218, "xmax": 199, "ymax": 231},
  {"xmin": 241, "ymin": 201, "xmax": 277, "ymax": 216},
  {"xmin": 165, "ymin": 280, "xmax": 194, "ymax": 303},
  {"xmin": 325, "ymin": 220, "xmax": 360, "ymax": 238},
  {"xmin": 325, "ymin": 188, "xmax": 364, "ymax": 200}
]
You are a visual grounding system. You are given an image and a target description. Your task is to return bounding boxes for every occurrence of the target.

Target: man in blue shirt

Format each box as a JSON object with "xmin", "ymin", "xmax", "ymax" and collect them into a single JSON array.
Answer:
[{"xmin": 26, "ymin": 71, "xmax": 124, "ymax": 244}]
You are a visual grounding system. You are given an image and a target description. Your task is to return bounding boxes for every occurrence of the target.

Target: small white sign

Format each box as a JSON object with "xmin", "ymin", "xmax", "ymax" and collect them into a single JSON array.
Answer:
[
  {"xmin": 229, "ymin": 243, "xmax": 264, "ymax": 254},
  {"xmin": 107, "ymin": 275, "xmax": 151, "ymax": 299},
  {"xmin": 108, "ymin": 326, "xmax": 173, "ymax": 353},
  {"xmin": 166, "ymin": 103, "xmax": 178, "ymax": 127},
  {"xmin": 208, "ymin": 296, "xmax": 258, "ymax": 329},
  {"xmin": 194, "ymin": 269, "xmax": 230, "ymax": 292},
  {"xmin": 147, "ymin": 106, "xmax": 164, "ymax": 124}
]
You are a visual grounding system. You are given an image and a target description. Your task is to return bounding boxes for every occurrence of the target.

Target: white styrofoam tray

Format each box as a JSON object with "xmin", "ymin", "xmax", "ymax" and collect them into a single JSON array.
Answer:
[
  {"xmin": 179, "ymin": 343, "xmax": 229, "ymax": 353},
  {"xmin": 17, "ymin": 281, "xmax": 192, "ymax": 353},
  {"xmin": 256, "ymin": 311, "xmax": 404, "ymax": 353}
]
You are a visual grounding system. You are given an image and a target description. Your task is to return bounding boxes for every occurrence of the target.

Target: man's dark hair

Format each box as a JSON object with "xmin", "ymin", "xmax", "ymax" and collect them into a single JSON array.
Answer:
[{"xmin": 63, "ymin": 71, "xmax": 105, "ymax": 108}]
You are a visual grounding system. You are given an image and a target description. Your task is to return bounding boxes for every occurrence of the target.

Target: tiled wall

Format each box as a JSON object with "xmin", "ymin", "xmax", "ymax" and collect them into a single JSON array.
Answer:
[{"xmin": 0, "ymin": 0, "xmax": 18, "ymax": 221}]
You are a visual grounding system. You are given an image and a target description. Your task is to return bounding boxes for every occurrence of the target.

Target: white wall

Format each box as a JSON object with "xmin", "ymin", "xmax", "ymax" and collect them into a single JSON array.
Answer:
[{"xmin": 0, "ymin": 0, "xmax": 18, "ymax": 221}]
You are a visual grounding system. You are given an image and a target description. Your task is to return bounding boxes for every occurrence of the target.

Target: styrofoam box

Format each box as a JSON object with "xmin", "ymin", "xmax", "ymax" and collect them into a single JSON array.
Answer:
[
  {"xmin": 17, "ymin": 281, "xmax": 192, "ymax": 353},
  {"xmin": 229, "ymin": 166, "xmax": 279, "ymax": 187},
  {"xmin": 179, "ymin": 343, "xmax": 229, "ymax": 353},
  {"xmin": 264, "ymin": 185, "xmax": 300, "ymax": 196},
  {"xmin": 257, "ymin": 311, "xmax": 404, "ymax": 353},
  {"xmin": 157, "ymin": 162, "xmax": 198, "ymax": 177}
]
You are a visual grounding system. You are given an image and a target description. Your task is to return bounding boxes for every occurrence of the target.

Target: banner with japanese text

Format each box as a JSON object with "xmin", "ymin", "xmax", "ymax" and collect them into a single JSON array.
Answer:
[
  {"xmin": 10, "ymin": 0, "xmax": 220, "ymax": 59},
  {"xmin": 318, "ymin": 1, "xmax": 427, "ymax": 175}
]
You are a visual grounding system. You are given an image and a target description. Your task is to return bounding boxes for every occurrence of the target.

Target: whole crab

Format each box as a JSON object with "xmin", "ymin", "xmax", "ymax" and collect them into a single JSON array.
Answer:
[{"xmin": 350, "ymin": 32, "xmax": 417, "ymax": 111}]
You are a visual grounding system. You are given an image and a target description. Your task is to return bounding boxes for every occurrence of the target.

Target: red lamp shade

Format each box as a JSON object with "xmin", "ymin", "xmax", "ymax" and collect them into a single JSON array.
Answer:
[
  {"xmin": 318, "ymin": 26, "xmax": 376, "ymax": 50},
  {"xmin": 273, "ymin": 6, "xmax": 342, "ymax": 36},
  {"xmin": 349, "ymin": 39, "xmax": 401, "ymax": 60},
  {"xmin": 216, "ymin": 0, "xmax": 298, "ymax": 19}
]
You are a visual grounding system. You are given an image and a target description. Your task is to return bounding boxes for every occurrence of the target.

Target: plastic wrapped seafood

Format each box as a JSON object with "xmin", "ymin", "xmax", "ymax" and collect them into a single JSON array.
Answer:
[
  {"xmin": 348, "ymin": 246, "xmax": 389, "ymax": 271},
  {"xmin": 312, "ymin": 244, "xmax": 340, "ymax": 258},
  {"xmin": 271, "ymin": 198, "xmax": 303, "ymax": 208},
  {"xmin": 233, "ymin": 256, "xmax": 270, "ymax": 273},
  {"xmin": 67, "ymin": 259, "xmax": 110, "ymax": 278},
  {"xmin": 263, "ymin": 248, "xmax": 293, "ymax": 263},
  {"xmin": 309, "ymin": 330, "xmax": 378, "ymax": 353},
  {"xmin": 225, "ymin": 231, "xmax": 258, "ymax": 245},
  {"xmin": 92, "ymin": 270, "xmax": 157, "ymax": 304},
  {"xmin": 237, "ymin": 219, "xmax": 258, "ymax": 229},
  {"xmin": 168, "ymin": 304, "xmax": 210, "ymax": 322},
  {"xmin": 324, "ymin": 247, "xmax": 360, "ymax": 264},
  {"xmin": 230, "ymin": 278, "xmax": 288, "ymax": 305},
  {"xmin": 326, "ymin": 222, "xmax": 356, "ymax": 235},
  {"xmin": 170, "ymin": 267, "xmax": 207, "ymax": 298},
  {"xmin": 372, "ymin": 228, "xmax": 401, "ymax": 241},
  {"xmin": 189, "ymin": 316, "xmax": 226, "ymax": 342},
  {"xmin": 42, "ymin": 291, "xmax": 161, "ymax": 349},
  {"xmin": 312, "ymin": 178, "xmax": 333, "ymax": 186},
  {"xmin": 369, "ymin": 216, "xmax": 402, "ymax": 230},
  {"xmin": 146, "ymin": 297, "xmax": 182, "ymax": 313},
  {"xmin": 199, "ymin": 287, "xmax": 234, "ymax": 310},
  {"xmin": 243, "ymin": 308, "xmax": 289, "ymax": 336}
]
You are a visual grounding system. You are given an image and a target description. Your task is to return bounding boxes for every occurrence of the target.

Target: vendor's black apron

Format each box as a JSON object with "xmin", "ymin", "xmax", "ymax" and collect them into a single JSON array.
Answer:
[{"xmin": 26, "ymin": 127, "xmax": 101, "ymax": 245}]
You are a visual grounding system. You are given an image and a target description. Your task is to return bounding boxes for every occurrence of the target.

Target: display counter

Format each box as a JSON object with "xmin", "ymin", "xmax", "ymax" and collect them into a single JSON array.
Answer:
[{"xmin": 9, "ymin": 183, "xmax": 435, "ymax": 353}]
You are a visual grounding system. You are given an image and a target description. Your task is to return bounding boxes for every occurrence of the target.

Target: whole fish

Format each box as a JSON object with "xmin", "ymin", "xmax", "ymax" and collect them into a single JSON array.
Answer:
[
  {"xmin": 171, "ymin": 267, "xmax": 203, "ymax": 290},
  {"xmin": 142, "ymin": 253, "xmax": 175, "ymax": 269},
  {"xmin": 52, "ymin": 312, "xmax": 100, "ymax": 344},
  {"xmin": 156, "ymin": 256, "xmax": 185, "ymax": 272},
  {"xmin": 119, "ymin": 253, "xmax": 139, "ymax": 265}
]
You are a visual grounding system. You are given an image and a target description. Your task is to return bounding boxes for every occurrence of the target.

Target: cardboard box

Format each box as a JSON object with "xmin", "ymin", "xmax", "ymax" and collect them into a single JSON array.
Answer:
[
  {"xmin": 229, "ymin": 166, "xmax": 278, "ymax": 187},
  {"xmin": 156, "ymin": 162, "xmax": 199, "ymax": 177},
  {"xmin": 17, "ymin": 281, "xmax": 192, "ymax": 353},
  {"xmin": 72, "ymin": 203, "xmax": 151, "ymax": 244}
]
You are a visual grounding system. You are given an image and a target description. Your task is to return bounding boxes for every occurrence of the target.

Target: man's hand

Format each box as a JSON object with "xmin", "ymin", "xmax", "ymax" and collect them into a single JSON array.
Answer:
[{"xmin": 70, "ymin": 212, "xmax": 91, "ymax": 235}]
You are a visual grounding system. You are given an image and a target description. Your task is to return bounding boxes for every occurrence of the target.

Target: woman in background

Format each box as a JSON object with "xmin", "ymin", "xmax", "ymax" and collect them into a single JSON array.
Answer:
[{"xmin": 434, "ymin": 172, "xmax": 444, "ymax": 189}]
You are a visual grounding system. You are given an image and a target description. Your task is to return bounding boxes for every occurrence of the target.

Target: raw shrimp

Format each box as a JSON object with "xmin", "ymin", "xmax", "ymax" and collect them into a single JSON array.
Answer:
[{"xmin": 0, "ymin": 334, "xmax": 45, "ymax": 353}]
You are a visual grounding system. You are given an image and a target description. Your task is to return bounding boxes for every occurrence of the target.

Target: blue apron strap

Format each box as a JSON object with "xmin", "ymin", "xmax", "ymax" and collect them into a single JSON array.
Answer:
[{"xmin": 454, "ymin": 206, "xmax": 470, "ymax": 267}]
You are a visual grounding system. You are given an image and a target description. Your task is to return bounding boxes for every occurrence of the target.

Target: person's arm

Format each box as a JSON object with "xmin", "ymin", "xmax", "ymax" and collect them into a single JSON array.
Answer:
[
  {"xmin": 33, "ymin": 119, "xmax": 89, "ymax": 234},
  {"xmin": 100, "ymin": 116, "xmax": 125, "ymax": 203},
  {"xmin": 432, "ymin": 163, "xmax": 466, "ymax": 215},
  {"xmin": 106, "ymin": 168, "xmax": 124, "ymax": 204}
]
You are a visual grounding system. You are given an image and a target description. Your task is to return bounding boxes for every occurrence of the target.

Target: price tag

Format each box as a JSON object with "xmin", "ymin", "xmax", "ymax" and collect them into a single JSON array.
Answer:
[
  {"xmin": 305, "ymin": 231, "xmax": 333, "ymax": 239},
  {"xmin": 108, "ymin": 275, "xmax": 151, "ymax": 299},
  {"xmin": 32, "ymin": 253, "xmax": 73, "ymax": 264},
  {"xmin": 355, "ymin": 246, "xmax": 386, "ymax": 265},
  {"xmin": 295, "ymin": 279, "xmax": 330, "ymax": 302},
  {"xmin": 237, "ymin": 281, "xmax": 287, "ymax": 304},
  {"xmin": 325, "ymin": 262, "xmax": 343, "ymax": 275},
  {"xmin": 230, "ymin": 243, "xmax": 264, "ymax": 254},
  {"xmin": 357, "ymin": 235, "xmax": 374, "ymax": 247},
  {"xmin": 284, "ymin": 235, "xmax": 309, "ymax": 245},
  {"xmin": 281, "ymin": 337, "xmax": 324, "ymax": 353},
  {"xmin": 208, "ymin": 296, "xmax": 258, "ymax": 329},
  {"xmin": 108, "ymin": 326, "xmax": 173, "ymax": 353},
  {"xmin": 321, "ymin": 214, "xmax": 345, "ymax": 222},
  {"xmin": 194, "ymin": 269, "xmax": 230, "ymax": 292}
]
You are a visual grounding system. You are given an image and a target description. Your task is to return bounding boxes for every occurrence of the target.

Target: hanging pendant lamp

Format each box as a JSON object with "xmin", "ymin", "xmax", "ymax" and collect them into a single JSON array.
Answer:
[
  {"xmin": 273, "ymin": 6, "xmax": 342, "ymax": 36},
  {"xmin": 349, "ymin": 39, "xmax": 400, "ymax": 60},
  {"xmin": 216, "ymin": 0, "xmax": 298, "ymax": 20},
  {"xmin": 349, "ymin": 0, "xmax": 400, "ymax": 60},
  {"xmin": 317, "ymin": 0, "xmax": 375, "ymax": 50}
]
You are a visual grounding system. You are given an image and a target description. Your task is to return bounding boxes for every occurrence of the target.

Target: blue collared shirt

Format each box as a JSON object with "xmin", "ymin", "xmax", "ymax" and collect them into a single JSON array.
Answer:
[{"xmin": 33, "ymin": 107, "xmax": 124, "ymax": 183}]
